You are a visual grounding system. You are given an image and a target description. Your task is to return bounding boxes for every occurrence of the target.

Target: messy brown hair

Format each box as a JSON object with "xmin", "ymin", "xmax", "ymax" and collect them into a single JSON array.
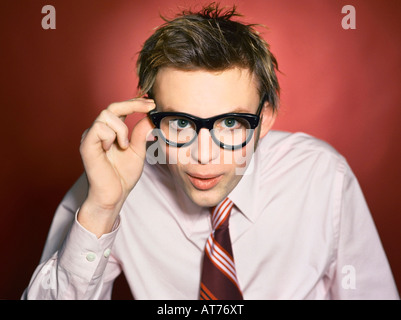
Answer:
[{"xmin": 137, "ymin": 3, "xmax": 280, "ymax": 112}]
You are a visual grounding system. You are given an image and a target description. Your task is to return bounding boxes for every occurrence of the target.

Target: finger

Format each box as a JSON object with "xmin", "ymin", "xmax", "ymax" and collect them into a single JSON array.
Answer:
[
  {"xmin": 95, "ymin": 121, "xmax": 117, "ymax": 151},
  {"xmin": 129, "ymin": 115, "xmax": 155, "ymax": 160},
  {"xmin": 81, "ymin": 128, "xmax": 89, "ymax": 143},
  {"xmin": 81, "ymin": 121, "xmax": 117, "ymax": 155},
  {"xmin": 107, "ymin": 98, "xmax": 155, "ymax": 119},
  {"xmin": 96, "ymin": 109, "xmax": 130, "ymax": 149}
]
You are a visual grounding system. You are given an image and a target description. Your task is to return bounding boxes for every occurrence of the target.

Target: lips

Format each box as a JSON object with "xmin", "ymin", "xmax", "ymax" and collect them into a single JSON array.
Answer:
[{"xmin": 186, "ymin": 173, "xmax": 223, "ymax": 191}]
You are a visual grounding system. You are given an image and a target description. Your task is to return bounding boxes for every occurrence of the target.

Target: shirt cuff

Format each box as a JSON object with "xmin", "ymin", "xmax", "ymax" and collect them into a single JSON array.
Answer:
[{"xmin": 58, "ymin": 209, "xmax": 120, "ymax": 282}]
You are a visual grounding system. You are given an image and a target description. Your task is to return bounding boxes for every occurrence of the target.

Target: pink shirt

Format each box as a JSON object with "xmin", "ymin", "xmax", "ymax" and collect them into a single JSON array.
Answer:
[{"xmin": 23, "ymin": 131, "xmax": 399, "ymax": 299}]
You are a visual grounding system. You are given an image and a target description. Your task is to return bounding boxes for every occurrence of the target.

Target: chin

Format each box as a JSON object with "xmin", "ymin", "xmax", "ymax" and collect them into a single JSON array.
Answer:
[{"xmin": 186, "ymin": 188, "xmax": 226, "ymax": 208}]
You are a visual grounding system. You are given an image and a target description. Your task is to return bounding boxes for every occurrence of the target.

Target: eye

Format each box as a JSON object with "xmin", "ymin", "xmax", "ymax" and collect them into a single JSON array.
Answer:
[
  {"xmin": 222, "ymin": 118, "xmax": 239, "ymax": 128},
  {"xmin": 177, "ymin": 119, "xmax": 190, "ymax": 128},
  {"xmin": 170, "ymin": 118, "xmax": 191, "ymax": 130}
]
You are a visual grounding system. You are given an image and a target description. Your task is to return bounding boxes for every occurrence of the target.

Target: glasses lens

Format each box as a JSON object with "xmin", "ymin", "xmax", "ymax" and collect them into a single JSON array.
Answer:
[
  {"xmin": 160, "ymin": 116, "xmax": 197, "ymax": 144},
  {"xmin": 212, "ymin": 116, "xmax": 253, "ymax": 148}
]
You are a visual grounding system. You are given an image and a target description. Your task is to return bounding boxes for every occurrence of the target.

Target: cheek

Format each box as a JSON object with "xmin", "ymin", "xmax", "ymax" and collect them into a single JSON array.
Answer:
[
  {"xmin": 166, "ymin": 162, "xmax": 182, "ymax": 180},
  {"xmin": 231, "ymin": 136, "xmax": 257, "ymax": 175},
  {"xmin": 164, "ymin": 145, "xmax": 192, "ymax": 166},
  {"xmin": 164, "ymin": 146, "xmax": 189, "ymax": 184}
]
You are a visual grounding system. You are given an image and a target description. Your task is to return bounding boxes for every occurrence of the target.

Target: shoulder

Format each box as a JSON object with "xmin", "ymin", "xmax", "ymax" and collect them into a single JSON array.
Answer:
[
  {"xmin": 259, "ymin": 131, "xmax": 342, "ymax": 157},
  {"xmin": 256, "ymin": 130, "xmax": 349, "ymax": 177},
  {"xmin": 258, "ymin": 130, "xmax": 345, "ymax": 161}
]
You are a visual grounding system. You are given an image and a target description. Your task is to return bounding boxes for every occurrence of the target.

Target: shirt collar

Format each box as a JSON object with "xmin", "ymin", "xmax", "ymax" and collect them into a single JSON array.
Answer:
[{"xmin": 227, "ymin": 153, "xmax": 259, "ymax": 223}]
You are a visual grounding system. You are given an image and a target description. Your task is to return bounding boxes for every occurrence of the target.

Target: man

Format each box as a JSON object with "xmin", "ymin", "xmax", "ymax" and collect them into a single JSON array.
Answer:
[{"xmin": 23, "ymin": 4, "xmax": 398, "ymax": 299}]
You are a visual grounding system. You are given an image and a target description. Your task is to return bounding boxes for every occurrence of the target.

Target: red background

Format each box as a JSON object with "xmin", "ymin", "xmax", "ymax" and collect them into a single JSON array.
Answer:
[{"xmin": 0, "ymin": 0, "xmax": 400, "ymax": 299}]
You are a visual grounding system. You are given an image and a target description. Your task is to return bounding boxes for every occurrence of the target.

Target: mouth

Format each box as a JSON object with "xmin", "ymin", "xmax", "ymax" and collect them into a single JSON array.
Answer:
[{"xmin": 186, "ymin": 173, "xmax": 223, "ymax": 191}]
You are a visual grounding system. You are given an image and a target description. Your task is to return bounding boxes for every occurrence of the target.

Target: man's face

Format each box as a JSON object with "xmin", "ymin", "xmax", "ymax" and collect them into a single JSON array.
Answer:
[{"xmin": 152, "ymin": 67, "xmax": 275, "ymax": 207}]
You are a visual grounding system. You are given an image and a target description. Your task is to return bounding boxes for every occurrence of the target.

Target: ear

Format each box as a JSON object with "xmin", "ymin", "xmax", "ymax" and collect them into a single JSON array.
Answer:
[{"xmin": 259, "ymin": 102, "xmax": 277, "ymax": 139}]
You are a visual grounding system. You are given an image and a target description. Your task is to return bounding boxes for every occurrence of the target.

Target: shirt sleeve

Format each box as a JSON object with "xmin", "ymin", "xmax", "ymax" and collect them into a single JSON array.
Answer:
[
  {"xmin": 22, "ymin": 174, "xmax": 122, "ymax": 300},
  {"xmin": 329, "ymin": 161, "xmax": 399, "ymax": 299}
]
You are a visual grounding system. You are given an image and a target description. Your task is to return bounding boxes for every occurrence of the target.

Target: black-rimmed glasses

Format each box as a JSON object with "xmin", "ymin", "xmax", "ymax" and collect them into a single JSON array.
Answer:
[{"xmin": 148, "ymin": 98, "xmax": 265, "ymax": 150}]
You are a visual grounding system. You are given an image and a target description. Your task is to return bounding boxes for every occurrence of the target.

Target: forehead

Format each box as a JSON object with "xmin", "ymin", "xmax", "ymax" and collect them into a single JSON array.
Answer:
[{"xmin": 152, "ymin": 67, "xmax": 260, "ymax": 116}]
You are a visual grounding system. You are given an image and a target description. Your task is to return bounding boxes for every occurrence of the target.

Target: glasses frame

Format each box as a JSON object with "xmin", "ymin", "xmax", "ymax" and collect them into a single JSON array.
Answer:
[{"xmin": 148, "ymin": 97, "xmax": 266, "ymax": 150}]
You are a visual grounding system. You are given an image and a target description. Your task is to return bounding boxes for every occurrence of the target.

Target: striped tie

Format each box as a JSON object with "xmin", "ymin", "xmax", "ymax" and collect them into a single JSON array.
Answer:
[{"xmin": 199, "ymin": 198, "xmax": 243, "ymax": 300}]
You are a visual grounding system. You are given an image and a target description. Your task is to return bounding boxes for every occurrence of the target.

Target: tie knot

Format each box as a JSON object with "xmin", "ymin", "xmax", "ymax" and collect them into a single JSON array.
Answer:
[{"xmin": 211, "ymin": 198, "xmax": 234, "ymax": 231}]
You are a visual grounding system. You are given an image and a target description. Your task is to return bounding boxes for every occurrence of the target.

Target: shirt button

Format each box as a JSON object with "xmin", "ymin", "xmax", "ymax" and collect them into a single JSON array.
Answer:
[
  {"xmin": 86, "ymin": 252, "xmax": 96, "ymax": 262},
  {"xmin": 103, "ymin": 248, "xmax": 111, "ymax": 258}
]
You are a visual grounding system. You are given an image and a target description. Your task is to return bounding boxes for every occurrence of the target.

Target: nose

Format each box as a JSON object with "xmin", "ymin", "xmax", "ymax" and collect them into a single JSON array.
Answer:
[{"xmin": 190, "ymin": 128, "xmax": 220, "ymax": 164}]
